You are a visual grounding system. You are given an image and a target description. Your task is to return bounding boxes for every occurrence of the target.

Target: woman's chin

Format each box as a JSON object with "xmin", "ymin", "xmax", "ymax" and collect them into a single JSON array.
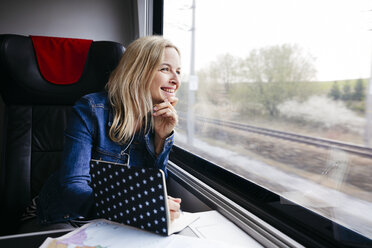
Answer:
[{"xmin": 161, "ymin": 92, "xmax": 175, "ymax": 100}]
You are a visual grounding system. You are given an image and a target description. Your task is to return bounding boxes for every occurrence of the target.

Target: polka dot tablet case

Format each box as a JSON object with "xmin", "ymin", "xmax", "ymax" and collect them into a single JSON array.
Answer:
[{"xmin": 89, "ymin": 159, "xmax": 170, "ymax": 235}]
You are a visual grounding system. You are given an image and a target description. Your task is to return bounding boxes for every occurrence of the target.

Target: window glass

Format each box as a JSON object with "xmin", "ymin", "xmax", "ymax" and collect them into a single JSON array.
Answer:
[{"xmin": 164, "ymin": 0, "xmax": 372, "ymax": 239}]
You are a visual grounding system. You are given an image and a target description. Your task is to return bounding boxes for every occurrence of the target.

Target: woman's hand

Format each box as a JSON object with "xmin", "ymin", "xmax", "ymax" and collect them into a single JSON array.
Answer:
[
  {"xmin": 153, "ymin": 96, "xmax": 178, "ymax": 140},
  {"xmin": 167, "ymin": 196, "xmax": 182, "ymax": 221}
]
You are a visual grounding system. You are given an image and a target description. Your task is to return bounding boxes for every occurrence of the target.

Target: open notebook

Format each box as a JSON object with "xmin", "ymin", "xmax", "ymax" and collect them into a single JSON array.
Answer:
[{"xmin": 89, "ymin": 159, "xmax": 198, "ymax": 235}]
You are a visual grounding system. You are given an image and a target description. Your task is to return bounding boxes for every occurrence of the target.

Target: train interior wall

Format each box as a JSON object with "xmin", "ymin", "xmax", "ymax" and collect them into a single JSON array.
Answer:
[{"xmin": 0, "ymin": 0, "xmax": 138, "ymax": 46}]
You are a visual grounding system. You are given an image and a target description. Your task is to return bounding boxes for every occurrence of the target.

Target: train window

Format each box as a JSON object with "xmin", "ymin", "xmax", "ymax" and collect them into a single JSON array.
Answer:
[{"xmin": 164, "ymin": 0, "xmax": 372, "ymax": 241}]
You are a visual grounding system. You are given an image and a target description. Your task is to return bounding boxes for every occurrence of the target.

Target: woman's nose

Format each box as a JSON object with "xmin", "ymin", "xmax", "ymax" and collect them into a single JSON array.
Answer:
[
  {"xmin": 171, "ymin": 72, "xmax": 180, "ymax": 85},
  {"xmin": 170, "ymin": 79, "xmax": 179, "ymax": 87}
]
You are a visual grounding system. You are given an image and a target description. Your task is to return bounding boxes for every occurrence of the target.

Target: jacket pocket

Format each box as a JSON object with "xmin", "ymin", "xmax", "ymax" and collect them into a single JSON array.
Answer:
[{"xmin": 93, "ymin": 147, "xmax": 127, "ymax": 164}]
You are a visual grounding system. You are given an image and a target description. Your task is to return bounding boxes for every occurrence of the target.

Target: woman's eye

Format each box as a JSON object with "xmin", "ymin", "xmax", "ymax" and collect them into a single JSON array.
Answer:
[
  {"xmin": 160, "ymin": 67, "xmax": 169, "ymax": 72},
  {"xmin": 176, "ymin": 71, "xmax": 181, "ymax": 75}
]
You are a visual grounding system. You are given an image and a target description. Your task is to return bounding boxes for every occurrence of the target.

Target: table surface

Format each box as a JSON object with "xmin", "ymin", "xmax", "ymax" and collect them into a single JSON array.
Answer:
[{"xmin": 0, "ymin": 211, "xmax": 263, "ymax": 248}]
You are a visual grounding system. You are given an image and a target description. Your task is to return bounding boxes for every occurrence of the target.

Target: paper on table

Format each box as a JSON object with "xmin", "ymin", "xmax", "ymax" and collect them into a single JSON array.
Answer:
[
  {"xmin": 39, "ymin": 219, "xmax": 246, "ymax": 248},
  {"xmin": 189, "ymin": 210, "xmax": 264, "ymax": 248},
  {"xmin": 168, "ymin": 211, "xmax": 199, "ymax": 234}
]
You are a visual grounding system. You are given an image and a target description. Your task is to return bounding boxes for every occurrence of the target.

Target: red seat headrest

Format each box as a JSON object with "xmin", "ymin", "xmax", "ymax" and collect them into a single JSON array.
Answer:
[{"xmin": 31, "ymin": 35, "xmax": 93, "ymax": 85}]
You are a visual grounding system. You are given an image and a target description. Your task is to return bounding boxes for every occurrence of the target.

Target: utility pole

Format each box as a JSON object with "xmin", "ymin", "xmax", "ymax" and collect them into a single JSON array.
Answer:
[
  {"xmin": 364, "ymin": 64, "xmax": 372, "ymax": 147},
  {"xmin": 364, "ymin": 14, "xmax": 372, "ymax": 147},
  {"xmin": 187, "ymin": 0, "xmax": 197, "ymax": 145}
]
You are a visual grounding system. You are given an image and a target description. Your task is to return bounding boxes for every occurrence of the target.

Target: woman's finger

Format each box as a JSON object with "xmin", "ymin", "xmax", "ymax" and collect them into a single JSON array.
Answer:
[
  {"xmin": 168, "ymin": 197, "xmax": 182, "ymax": 221},
  {"xmin": 168, "ymin": 198, "xmax": 181, "ymax": 211},
  {"xmin": 170, "ymin": 210, "xmax": 180, "ymax": 221},
  {"xmin": 153, "ymin": 102, "xmax": 177, "ymax": 117},
  {"xmin": 154, "ymin": 97, "xmax": 178, "ymax": 111},
  {"xmin": 168, "ymin": 196, "xmax": 181, "ymax": 203},
  {"xmin": 153, "ymin": 108, "xmax": 176, "ymax": 118}
]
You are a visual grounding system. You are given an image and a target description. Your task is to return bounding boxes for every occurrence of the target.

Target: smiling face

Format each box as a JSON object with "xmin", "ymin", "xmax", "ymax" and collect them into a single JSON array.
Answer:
[{"xmin": 150, "ymin": 47, "xmax": 181, "ymax": 104}]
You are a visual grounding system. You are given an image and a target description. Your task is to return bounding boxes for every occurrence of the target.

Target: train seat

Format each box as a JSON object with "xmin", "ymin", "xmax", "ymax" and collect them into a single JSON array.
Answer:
[{"xmin": 0, "ymin": 34, "xmax": 125, "ymax": 235}]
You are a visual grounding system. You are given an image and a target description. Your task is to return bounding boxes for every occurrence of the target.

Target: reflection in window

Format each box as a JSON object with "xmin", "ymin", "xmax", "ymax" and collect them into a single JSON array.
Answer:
[{"xmin": 164, "ymin": 0, "xmax": 372, "ymax": 239}]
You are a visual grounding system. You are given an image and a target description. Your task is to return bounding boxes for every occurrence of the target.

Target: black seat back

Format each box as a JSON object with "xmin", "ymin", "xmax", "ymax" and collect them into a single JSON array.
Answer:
[{"xmin": 0, "ymin": 34, "xmax": 125, "ymax": 235}]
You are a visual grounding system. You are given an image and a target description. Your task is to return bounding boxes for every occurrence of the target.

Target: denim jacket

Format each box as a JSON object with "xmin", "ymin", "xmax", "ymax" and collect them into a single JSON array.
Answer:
[{"xmin": 37, "ymin": 91, "xmax": 174, "ymax": 224}]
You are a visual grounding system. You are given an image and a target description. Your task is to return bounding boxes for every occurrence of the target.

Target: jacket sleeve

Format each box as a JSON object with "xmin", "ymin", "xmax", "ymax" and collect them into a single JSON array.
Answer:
[{"xmin": 58, "ymin": 96, "xmax": 96, "ymax": 217}]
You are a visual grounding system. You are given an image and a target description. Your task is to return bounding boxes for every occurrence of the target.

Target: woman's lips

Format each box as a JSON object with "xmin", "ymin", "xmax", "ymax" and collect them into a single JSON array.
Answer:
[{"xmin": 161, "ymin": 87, "xmax": 175, "ymax": 93}]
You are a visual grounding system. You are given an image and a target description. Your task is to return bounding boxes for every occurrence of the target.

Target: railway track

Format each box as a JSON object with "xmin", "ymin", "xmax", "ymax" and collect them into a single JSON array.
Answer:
[{"xmin": 179, "ymin": 114, "xmax": 372, "ymax": 159}]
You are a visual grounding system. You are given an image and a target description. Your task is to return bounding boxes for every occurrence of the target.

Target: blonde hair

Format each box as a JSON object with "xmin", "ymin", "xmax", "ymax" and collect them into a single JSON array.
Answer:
[{"xmin": 106, "ymin": 36, "xmax": 180, "ymax": 144}]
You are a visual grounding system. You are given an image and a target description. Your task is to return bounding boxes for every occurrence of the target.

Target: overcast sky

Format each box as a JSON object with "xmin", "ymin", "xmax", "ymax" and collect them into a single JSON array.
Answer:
[{"xmin": 164, "ymin": 0, "xmax": 372, "ymax": 81}]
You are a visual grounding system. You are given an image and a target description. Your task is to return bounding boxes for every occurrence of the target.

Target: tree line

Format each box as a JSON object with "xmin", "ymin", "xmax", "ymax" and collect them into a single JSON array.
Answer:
[
  {"xmin": 328, "ymin": 79, "xmax": 365, "ymax": 101},
  {"xmin": 193, "ymin": 44, "xmax": 367, "ymax": 118},
  {"xmin": 197, "ymin": 44, "xmax": 317, "ymax": 117}
]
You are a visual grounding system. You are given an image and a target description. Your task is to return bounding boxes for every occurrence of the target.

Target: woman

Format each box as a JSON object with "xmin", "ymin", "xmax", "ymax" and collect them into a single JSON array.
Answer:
[{"xmin": 35, "ymin": 36, "xmax": 182, "ymax": 228}]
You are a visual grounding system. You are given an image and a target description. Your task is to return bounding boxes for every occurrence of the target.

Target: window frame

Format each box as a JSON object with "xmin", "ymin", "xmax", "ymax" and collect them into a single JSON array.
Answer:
[
  {"xmin": 152, "ymin": 0, "xmax": 163, "ymax": 35},
  {"xmin": 156, "ymin": 1, "xmax": 372, "ymax": 246},
  {"xmin": 169, "ymin": 145, "xmax": 372, "ymax": 248}
]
